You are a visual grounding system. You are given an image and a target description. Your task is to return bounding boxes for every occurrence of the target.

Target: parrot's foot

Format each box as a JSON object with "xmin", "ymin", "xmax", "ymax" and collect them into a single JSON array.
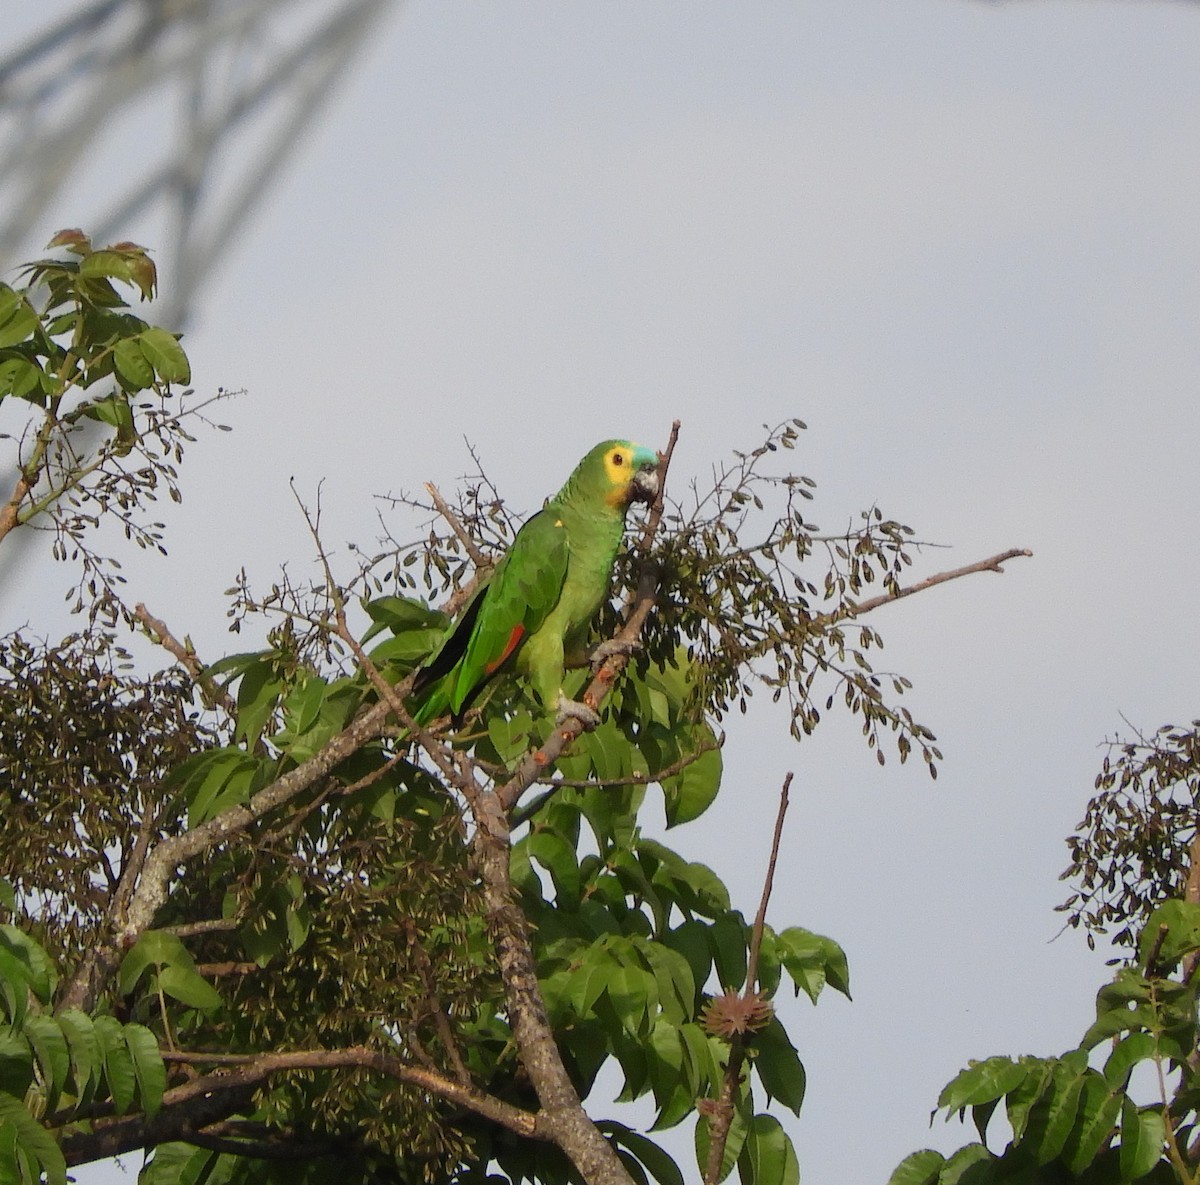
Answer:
[
  {"xmin": 588, "ymin": 638, "xmax": 641, "ymax": 671},
  {"xmin": 555, "ymin": 691, "xmax": 601, "ymax": 732}
]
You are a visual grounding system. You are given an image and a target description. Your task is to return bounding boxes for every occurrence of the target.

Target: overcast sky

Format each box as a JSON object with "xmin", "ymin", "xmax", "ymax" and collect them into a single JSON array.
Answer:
[{"xmin": 4, "ymin": 2, "xmax": 1200, "ymax": 1182}]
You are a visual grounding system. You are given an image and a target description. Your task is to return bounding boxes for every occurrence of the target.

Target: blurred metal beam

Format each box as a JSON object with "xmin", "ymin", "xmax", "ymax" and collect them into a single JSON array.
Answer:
[{"xmin": 0, "ymin": 0, "xmax": 397, "ymax": 327}]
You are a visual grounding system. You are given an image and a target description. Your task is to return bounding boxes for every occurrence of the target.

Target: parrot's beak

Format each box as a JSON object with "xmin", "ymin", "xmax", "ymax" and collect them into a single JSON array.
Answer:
[{"xmin": 630, "ymin": 460, "xmax": 660, "ymax": 504}]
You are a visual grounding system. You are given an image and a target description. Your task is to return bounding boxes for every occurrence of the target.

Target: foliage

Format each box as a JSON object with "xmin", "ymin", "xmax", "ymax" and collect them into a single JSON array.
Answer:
[
  {"xmin": 0, "ymin": 234, "xmax": 999, "ymax": 1185},
  {"xmin": 0, "ymin": 230, "xmax": 223, "ymax": 625},
  {"xmin": 895, "ymin": 726, "xmax": 1200, "ymax": 1185},
  {"xmin": 1060, "ymin": 723, "xmax": 1200, "ymax": 951}
]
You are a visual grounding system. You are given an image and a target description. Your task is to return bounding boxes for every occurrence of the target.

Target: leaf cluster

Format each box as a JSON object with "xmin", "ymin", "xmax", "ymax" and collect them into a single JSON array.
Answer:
[
  {"xmin": 1060, "ymin": 723, "xmax": 1200, "ymax": 951},
  {"xmin": 894, "ymin": 896, "xmax": 1200, "ymax": 1185},
  {"xmin": 0, "ymin": 231, "xmax": 227, "ymax": 626},
  {"xmin": 625, "ymin": 421, "xmax": 941, "ymax": 773},
  {"xmin": 0, "ymin": 630, "xmax": 218, "ymax": 962}
]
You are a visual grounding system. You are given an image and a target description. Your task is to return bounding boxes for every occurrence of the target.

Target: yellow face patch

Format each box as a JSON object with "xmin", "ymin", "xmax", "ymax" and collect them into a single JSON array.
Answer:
[{"xmin": 602, "ymin": 444, "xmax": 635, "ymax": 505}]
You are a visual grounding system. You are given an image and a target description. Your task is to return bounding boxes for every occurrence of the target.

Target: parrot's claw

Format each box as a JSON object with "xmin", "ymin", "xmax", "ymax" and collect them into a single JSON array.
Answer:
[
  {"xmin": 555, "ymin": 692, "xmax": 601, "ymax": 732},
  {"xmin": 588, "ymin": 638, "xmax": 641, "ymax": 671}
]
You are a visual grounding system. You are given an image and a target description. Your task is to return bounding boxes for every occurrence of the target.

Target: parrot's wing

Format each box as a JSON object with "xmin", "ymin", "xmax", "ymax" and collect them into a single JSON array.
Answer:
[
  {"xmin": 418, "ymin": 508, "xmax": 568, "ymax": 719},
  {"xmin": 409, "ymin": 573, "xmax": 492, "ymax": 700}
]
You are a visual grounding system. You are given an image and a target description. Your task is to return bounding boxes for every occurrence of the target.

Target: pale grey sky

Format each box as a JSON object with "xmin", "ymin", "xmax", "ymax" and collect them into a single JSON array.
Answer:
[{"xmin": 4, "ymin": 2, "xmax": 1200, "ymax": 1182}]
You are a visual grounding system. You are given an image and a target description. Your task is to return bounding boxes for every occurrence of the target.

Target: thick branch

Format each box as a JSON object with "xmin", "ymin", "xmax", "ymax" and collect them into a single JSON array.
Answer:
[
  {"xmin": 59, "ymin": 1046, "xmax": 538, "ymax": 1167},
  {"xmin": 848, "ymin": 548, "xmax": 1032, "ymax": 616},
  {"xmin": 0, "ymin": 472, "xmax": 32, "ymax": 546},
  {"xmin": 58, "ymin": 696, "xmax": 395, "ymax": 1012},
  {"xmin": 464, "ymin": 423, "xmax": 681, "ymax": 1185}
]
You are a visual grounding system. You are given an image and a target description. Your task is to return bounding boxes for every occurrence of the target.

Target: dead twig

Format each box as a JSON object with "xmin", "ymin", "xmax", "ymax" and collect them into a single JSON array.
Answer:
[
  {"xmin": 702, "ymin": 772, "xmax": 792, "ymax": 1185},
  {"xmin": 134, "ymin": 601, "xmax": 238, "ymax": 716},
  {"xmin": 849, "ymin": 548, "xmax": 1033, "ymax": 616}
]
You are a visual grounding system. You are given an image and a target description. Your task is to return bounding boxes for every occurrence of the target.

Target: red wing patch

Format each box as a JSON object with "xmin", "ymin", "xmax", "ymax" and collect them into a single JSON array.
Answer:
[{"xmin": 486, "ymin": 625, "xmax": 526, "ymax": 674}]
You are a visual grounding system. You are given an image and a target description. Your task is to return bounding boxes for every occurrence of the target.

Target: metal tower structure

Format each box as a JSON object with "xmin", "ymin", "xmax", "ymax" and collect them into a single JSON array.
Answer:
[{"xmin": 0, "ymin": 0, "xmax": 397, "ymax": 328}]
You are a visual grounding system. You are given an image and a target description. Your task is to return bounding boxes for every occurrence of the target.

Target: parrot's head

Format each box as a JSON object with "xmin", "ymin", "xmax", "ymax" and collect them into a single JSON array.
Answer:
[{"xmin": 593, "ymin": 440, "xmax": 660, "ymax": 509}]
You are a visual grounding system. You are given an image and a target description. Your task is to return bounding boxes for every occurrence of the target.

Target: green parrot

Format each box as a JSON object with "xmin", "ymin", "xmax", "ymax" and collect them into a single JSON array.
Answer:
[{"xmin": 409, "ymin": 439, "xmax": 660, "ymax": 728}]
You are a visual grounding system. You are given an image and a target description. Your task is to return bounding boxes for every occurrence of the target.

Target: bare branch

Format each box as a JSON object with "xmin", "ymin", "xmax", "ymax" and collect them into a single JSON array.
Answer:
[
  {"xmin": 848, "ymin": 548, "xmax": 1033, "ymax": 616},
  {"xmin": 425, "ymin": 481, "xmax": 490, "ymax": 568},
  {"xmin": 57, "ymin": 695, "xmax": 395, "ymax": 1012},
  {"xmin": 0, "ymin": 472, "xmax": 33, "ymax": 546},
  {"xmin": 134, "ymin": 601, "xmax": 238, "ymax": 716},
  {"xmin": 703, "ymin": 772, "xmax": 792, "ymax": 1185},
  {"xmin": 746, "ymin": 771, "xmax": 791, "ymax": 989},
  {"xmin": 59, "ymin": 1046, "xmax": 539, "ymax": 1167}
]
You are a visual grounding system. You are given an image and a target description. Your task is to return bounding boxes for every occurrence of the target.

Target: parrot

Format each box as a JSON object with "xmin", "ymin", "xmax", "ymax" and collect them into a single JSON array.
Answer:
[{"xmin": 408, "ymin": 439, "xmax": 660, "ymax": 729}]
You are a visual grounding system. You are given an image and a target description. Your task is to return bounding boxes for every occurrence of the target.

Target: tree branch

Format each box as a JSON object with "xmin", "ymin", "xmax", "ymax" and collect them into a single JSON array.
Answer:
[
  {"xmin": 57, "ymin": 695, "xmax": 395, "ymax": 1013},
  {"xmin": 59, "ymin": 1046, "xmax": 539, "ymax": 1167},
  {"xmin": 459, "ymin": 423, "xmax": 682, "ymax": 1185},
  {"xmin": 848, "ymin": 548, "xmax": 1032, "ymax": 616},
  {"xmin": 702, "ymin": 772, "xmax": 792, "ymax": 1185},
  {"xmin": 424, "ymin": 481, "xmax": 490, "ymax": 569},
  {"xmin": 133, "ymin": 601, "xmax": 238, "ymax": 715}
]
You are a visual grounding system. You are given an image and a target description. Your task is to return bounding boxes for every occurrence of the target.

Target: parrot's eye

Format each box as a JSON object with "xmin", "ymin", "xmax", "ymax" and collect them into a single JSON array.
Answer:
[{"xmin": 613, "ymin": 452, "xmax": 625, "ymax": 466}]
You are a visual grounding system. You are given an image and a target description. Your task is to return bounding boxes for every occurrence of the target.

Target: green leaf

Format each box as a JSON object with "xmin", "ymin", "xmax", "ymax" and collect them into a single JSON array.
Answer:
[
  {"xmin": 752, "ymin": 1020, "xmax": 806, "ymax": 1115},
  {"xmin": 56, "ymin": 1009, "xmax": 100, "ymax": 1100},
  {"xmin": 0, "ymin": 927, "xmax": 56, "ymax": 1004},
  {"xmin": 665, "ymin": 921, "xmax": 712, "ymax": 1005},
  {"xmin": 23, "ymin": 1015, "xmax": 69, "ymax": 1109},
  {"xmin": 0, "ymin": 290, "xmax": 37, "ymax": 350},
  {"xmin": 124, "ymin": 1024, "xmax": 166, "ymax": 1119},
  {"xmin": 138, "ymin": 327, "xmax": 191, "ymax": 384},
  {"xmin": 662, "ymin": 726, "xmax": 722, "ymax": 827},
  {"xmin": 887, "ymin": 1149, "xmax": 946, "ymax": 1185},
  {"xmin": 1061, "ymin": 1071, "xmax": 1121, "ymax": 1175},
  {"xmin": 113, "ymin": 337, "xmax": 154, "ymax": 389},
  {"xmin": 235, "ymin": 659, "xmax": 283, "ymax": 747},
  {"xmin": 938, "ymin": 1056, "xmax": 1026, "ymax": 1112},
  {"xmin": 138, "ymin": 1142, "xmax": 218, "ymax": 1185},
  {"xmin": 776, "ymin": 926, "xmax": 851, "ymax": 1003},
  {"xmin": 0, "ymin": 1032, "xmax": 33, "ymax": 1098},
  {"xmin": 0, "ymin": 1094, "xmax": 65, "ymax": 1185},
  {"xmin": 708, "ymin": 912, "xmax": 748, "ymax": 992},
  {"xmin": 736, "ymin": 1114, "xmax": 799, "ymax": 1185},
  {"xmin": 1103, "ymin": 1032, "xmax": 1157, "ymax": 1087},
  {"xmin": 364, "ymin": 595, "xmax": 445, "ymax": 636},
  {"xmin": 119, "ymin": 930, "xmax": 195, "ymax": 998},
  {"xmin": 0, "ymin": 357, "xmax": 44, "ymax": 401},
  {"xmin": 600, "ymin": 1123, "xmax": 685, "ymax": 1185},
  {"xmin": 158, "ymin": 964, "xmax": 223, "ymax": 1011},
  {"xmin": 186, "ymin": 750, "xmax": 260, "ymax": 827},
  {"xmin": 84, "ymin": 392, "xmax": 137, "ymax": 452},
  {"xmin": 526, "ymin": 829, "xmax": 581, "ymax": 905},
  {"xmin": 937, "ymin": 1143, "xmax": 994, "ymax": 1185},
  {"xmin": 1018, "ymin": 1059, "xmax": 1086, "ymax": 1164},
  {"xmin": 1119, "ymin": 1099, "xmax": 1167, "ymax": 1181},
  {"xmin": 584, "ymin": 719, "xmax": 631, "ymax": 784},
  {"xmin": 283, "ymin": 673, "xmax": 328, "ymax": 737},
  {"xmin": 94, "ymin": 1015, "xmax": 136, "ymax": 1114}
]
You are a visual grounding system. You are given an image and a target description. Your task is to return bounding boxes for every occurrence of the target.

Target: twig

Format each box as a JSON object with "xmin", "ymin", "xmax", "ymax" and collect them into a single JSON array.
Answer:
[
  {"xmin": 134, "ymin": 602, "xmax": 238, "ymax": 716},
  {"xmin": 746, "ymin": 772, "xmax": 791, "ymax": 989},
  {"xmin": 57, "ymin": 695, "xmax": 396, "ymax": 1013},
  {"xmin": 425, "ymin": 481, "xmax": 490, "ymax": 568},
  {"xmin": 848, "ymin": 548, "xmax": 1032, "ymax": 616},
  {"xmin": 405, "ymin": 919, "xmax": 472, "ymax": 1087},
  {"xmin": 702, "ymin": 772, "xmax": 792, "ymax": 1185},
  {"xmin": 512, "ymin": 730, "xmax": 725, "ymax": 828}
]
